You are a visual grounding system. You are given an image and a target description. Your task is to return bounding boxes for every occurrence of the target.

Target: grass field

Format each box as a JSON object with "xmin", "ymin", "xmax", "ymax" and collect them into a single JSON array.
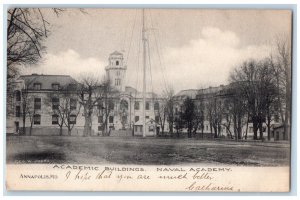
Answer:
[{"xmin": 6, "ymin": 135, "xmax": 290, "ymax": 166}]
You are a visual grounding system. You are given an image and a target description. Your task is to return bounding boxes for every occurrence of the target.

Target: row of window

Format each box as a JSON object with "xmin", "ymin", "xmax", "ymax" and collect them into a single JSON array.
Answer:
[
  {"xmin": 31, "ymin": 114, "xmax": 77, "ymax": 125},
  {"xmin": 17, "ymin": 97, "xmax": 159, "ymax": 116},
  {"xmin": 52, "ymin": 114, "xmax": 76, "ymax": 125},
  {"xmin": 96, "ymin": 115, "xmax": 160, "ymax": 124},
  {"xmin": 134, "ymin": 102, "xmax": 160, "ymax": 110},
  {"xmin": 32, "ymin": 98, "xmax": 77, "ymax": 111},
  {"xmin": 96, "ymin": 101, "xmax": 160, "ymax": 111},
  {"xmin": 32, "ymin": 83, "xmax": 60, "ymax": 90},
  {"xmin": 111, "ymin": 60, "xmax": 120, "ymax": 66},
  {"xmin": 115, "ymin": 79, "xmax": 121, "ymax": 86}
]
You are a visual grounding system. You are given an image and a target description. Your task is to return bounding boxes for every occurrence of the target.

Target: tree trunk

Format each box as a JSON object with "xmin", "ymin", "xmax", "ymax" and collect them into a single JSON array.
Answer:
[
  {"xmin": 233, "ymin": 114, "xmax": 237, "ymax": 141},
  {"xmin": 267, "ymin": 118, "xmax": 271, "ymax": 141},
  {"xmin": 253, "ymin": 117, "xmax": 258, "ymax": 140},
  {"xmin": 59, "ymin": 125, "xmax": 63, "ymax": 136},
  {"xmin": 83, "ymin": 116, "xmax": 91, "ymax": 136},
  {"xmin": 22, "ymin": 114, "xmax": 26, "ymax": 135},
  {"xmin": 258, "ymin": 118, "xmax": 263, "ymax": 140},
  {"xmin": 214, "ymin": 127, "xmax": 218, "ymax": 138},
  {"xmin": 245, "ymin": 113, "xmax": 249, "ymax": 140},
  {"xmin": 169, "ymin": 121, "xmax": 173, "ymax": 135},
  {"xmin": 210, "ymin": 123, "xmax": 213, "ymax": 139},
  {"xmin": 68, "ymin": 128, "xmax": 71, "ymax": 136},
  {"xmin": 237, "ymin": 115, "xmax": 242, "ymax": 140},
  {"xmin": 29, "ymin": 121, "xmax": 33, "ymax": 136}
]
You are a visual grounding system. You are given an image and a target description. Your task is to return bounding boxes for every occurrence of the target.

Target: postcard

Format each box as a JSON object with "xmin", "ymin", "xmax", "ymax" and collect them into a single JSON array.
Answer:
[{"xmin": 6, "ymin": 8, "xmax": 292, "ymax": 192}]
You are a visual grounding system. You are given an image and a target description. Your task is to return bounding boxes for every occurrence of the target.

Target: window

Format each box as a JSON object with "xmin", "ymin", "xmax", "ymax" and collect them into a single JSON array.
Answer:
[
  {"xmin": 146, "ymin": 102, "xmax": 150, "ymax": 110},
  {"xmin": 154, "ymin": 102, "xmax": 159, "ymax": 110},
  {"xmin": 70, "ymin": 115, "xmax": 76, "ymax": 124},
  {"xmin": 115, "ymin": 78, "xmax": 121, "ymax": 86},
  {"xmin": 175, "ymin": 107, "xmax": 178, "ymax": 114},
  {"xmin": 116, "ymin": 60, "xmax": 119, "ymax": 66},
  {"xmin": 52, "ymin": 115, "xmax": 59, "ymax": 125},
  {"xmin": 33, "ymin": 83, "xmax": 41, "ymax": 90},
  {"xmin": 134, "ymin": 102, "xmax": 140, "ymax": 110},
  {"xmin": 68, "ymin": 83, "xmax": 77, "ymax": 90},
  {"xmin": 109, "ymin": 102, "xmax": 114, "ymax": 110},
  {"xmin": 149, "ymin": 125, "xmax": 154, "ymax": 132},
  {"xmin": 249, "ymin": 127, "xmax": 253, "ymax": 133},
  {"xmin": 146, "ymin": 116, "xmax": 149, "ymax": 119},
  {"xmin": 206, "ymin": 125, "xmax": 208, "ymax": 131},
  {"xmin": 116, "ymin": 70, "xmax": 120, "ymax": 76},
  {"xmin": 98, "ymin": 126, "xmax": 103, "ymax": 131},
  {"xmin": 70, "ymin": 98, "xmax": 77, "ymax": 110},
  {"xmin": 52, "ymin": 97, "xmax": 59, "ymax": 110},
  {"xmin": 135, "ymin": 116, "xmax": 139, "ymax": 122},
  {"xmin": 34, "ymin": 98, "xmax": 41, "ymax": 110},
  {"xmin": 34, "ymin": 114, "xmax": 41, "ymax": 125},
  {"xmin": 15, "ymin": 90, "xmax": 21, "ymax": 101},
  {"xmin": 97, "ymin": 101, "xmax": 103, "ymax": 110},
  {"xmin": 109, "ymin": 116, "xmax": 114, "ymax": 123},
  {"xmin": 52, "ymin": 83, "xmax": 60, "ymax": 90},
  {"xmin": 155, "ymin": 116, "xmax": 159, "ymax": 123},
  {"xmin": 98, "ymin": 116, "xmax": 103, "ymax": 123},
  {"xmin": 15, "ymin": 106, "xmax": 21, "ymax": 117},
  {"xmin": 274, "ymin": 114, "xmax": 279, "ymax": 123},
  {"xmin": 120, "ymin": 99, "xmax": 128, "ymax": 110}
]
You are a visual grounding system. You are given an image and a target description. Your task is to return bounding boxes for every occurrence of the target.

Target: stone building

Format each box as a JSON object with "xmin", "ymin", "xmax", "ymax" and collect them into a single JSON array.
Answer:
[
  {"xmin": 7, "ymin": 51, "xmax": 164, "ymax": 136},
  {"xmin": 173, "ymin": 83, "xmax": 282, "ymax": 140}
]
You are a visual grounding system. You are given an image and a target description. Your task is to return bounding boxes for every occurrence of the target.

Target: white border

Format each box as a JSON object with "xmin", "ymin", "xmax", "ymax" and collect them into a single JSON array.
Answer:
[{"xmin": 0, "ymin": 0, "xmax": 298, "ymax": 199}]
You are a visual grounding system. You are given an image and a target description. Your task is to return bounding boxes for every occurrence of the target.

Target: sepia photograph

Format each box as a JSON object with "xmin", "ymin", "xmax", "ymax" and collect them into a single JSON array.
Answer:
[{"xmin": 5, "ymin": 7, "xmax": 293, "ymax": 192}]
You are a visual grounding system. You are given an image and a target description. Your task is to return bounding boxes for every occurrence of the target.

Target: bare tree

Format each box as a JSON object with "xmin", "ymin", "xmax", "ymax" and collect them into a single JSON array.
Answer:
[
  {"xmin": 206, "ymin": 97, "xmax": 214, "ymax": 139},
  {"xmin": 6, "ymin": 8, "xmax": 65, "ymax": 123},
  {"xmin": 77, "ymin": 74, "xmax": 104, "ymax": 136},
  {"xmin": 7, "ymin": 8, "xmax": 65, "ymax": 78},
  {"xmin": 222, "ymin": 97, "xmax": 233, "ymax": 139},
  {"xmin": 181, "ymin": 97, "xmax": 195, "ymax": 138},
  {"xmin": 258, "ymin": 58, "xmax": 279, "ymax": 140},
  {"xmin": 192, "ymin": 99, "xmax": 205, "ymax": 138},
  {"xmin": 19, "ymin": 77, "xmax": 38, "ymax": 135},
  {"xmin": 45, "ymin": 85, "xmax": 81, "ymax": 136},
  {"xmin": 119, "ymin": 99, "xmax": 129, "ymax": 130},
  {"xmin": 174, "ymin": 110, "xmax": 184, "ymax": 138},
  {"xmin": 22, "ymin": 92, "xmax": 36, "ymax": 136},
  {"xmin": 165, "ymin": 87, "xmax": 175, "ymax": 136},
  {"xmin": 153, "ymin": 97, "xmax": 167, "ymax": 136},
  {"xmin": 230, "ymin": 60, "xmax": 262, "ymax": 140},
  {"xmin": 100, "ymin": 79, "xmax": 116, "ymax": 136},
  {"xmin": 272, "ymin": 35, "xmax": 291, "ymax": 140},
  {"xmin": 230, "ymin": 58, "xmax": 280, "ymax": 141}
]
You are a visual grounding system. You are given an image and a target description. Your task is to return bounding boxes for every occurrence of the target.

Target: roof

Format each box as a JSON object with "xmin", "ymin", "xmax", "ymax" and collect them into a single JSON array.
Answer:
[
  {"xmin": 175, "ymin": 84, "xmax": 231, "ymax": 99},
  {"xmin": 110, "ymin": 51, "xmax": 123, "ymax": 56},
  {"xmin": 18, "ymin": 74, "xmax": 77, "ymax": 90},
  {"xmin": 174, "ymin": 89, "xmax": 198, "ymax": 99}
]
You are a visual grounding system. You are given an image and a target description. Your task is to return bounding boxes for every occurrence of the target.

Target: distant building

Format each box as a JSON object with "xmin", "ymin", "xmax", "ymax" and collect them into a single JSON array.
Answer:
[{"xmin": 173, "ymin": 83, "xmax": 286, "ymax": 140}]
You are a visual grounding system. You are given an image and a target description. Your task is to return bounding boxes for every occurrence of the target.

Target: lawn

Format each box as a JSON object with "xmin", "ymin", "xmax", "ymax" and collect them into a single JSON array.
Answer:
[{"xmin": 6, "ymin": 135, "xmax": 290, "ymax": 166}]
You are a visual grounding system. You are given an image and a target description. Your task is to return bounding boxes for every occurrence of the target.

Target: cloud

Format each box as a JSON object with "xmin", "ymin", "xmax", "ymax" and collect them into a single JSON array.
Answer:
[
  {"xmin": 20, "ymin": 27, "xmax": 272, "ymax": 94},
  {"xmin": 21, "ymin": 49, "xmax": 106, "ymax": 80},
  {"xmin": 162, "ymin": 27, "xmax": 271, "ymax": 92}
]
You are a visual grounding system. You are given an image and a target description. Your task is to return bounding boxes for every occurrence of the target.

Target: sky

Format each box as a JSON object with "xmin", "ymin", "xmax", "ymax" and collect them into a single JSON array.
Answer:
[{"xmin": 20, "ymin": 8, "xmax": 292, "ymax": 94}]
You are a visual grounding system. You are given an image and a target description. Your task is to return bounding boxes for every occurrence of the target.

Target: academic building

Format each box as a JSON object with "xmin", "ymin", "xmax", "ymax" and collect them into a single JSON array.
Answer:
[
  {"xmin": 7, "ymin": 51, "xmax": 287, "ymax": 140},
  {"xmin": 7, "ymin": 51, "xmax": 164, "ymax": 136}
]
